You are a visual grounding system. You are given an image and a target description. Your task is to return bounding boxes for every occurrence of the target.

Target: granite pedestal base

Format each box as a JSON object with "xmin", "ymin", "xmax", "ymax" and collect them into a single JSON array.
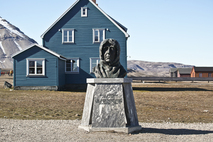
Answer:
[{"xmin": 79, "ymin": 78, "xmax": 141, "ymax": 133}]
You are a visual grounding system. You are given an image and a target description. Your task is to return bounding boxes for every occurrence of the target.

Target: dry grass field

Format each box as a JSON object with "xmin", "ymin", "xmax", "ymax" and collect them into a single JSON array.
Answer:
[{"xmin": 0, "ymin": 75, "xmax": 213, "ymax": 123}]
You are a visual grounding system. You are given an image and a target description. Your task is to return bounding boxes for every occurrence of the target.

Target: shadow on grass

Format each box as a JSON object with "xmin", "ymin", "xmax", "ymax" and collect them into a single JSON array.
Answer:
[
  {"xmin": 133, "ymin": 127, "xmax": 213, "ymax": 135},
  {"xmin": 133, "ymin": 87, "xmax": 211, "ymax": 91}
]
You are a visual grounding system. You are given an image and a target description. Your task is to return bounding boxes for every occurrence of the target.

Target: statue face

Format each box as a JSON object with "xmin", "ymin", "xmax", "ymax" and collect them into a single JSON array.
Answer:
[{"xmin": 103, "ymin": 43, "xmax": 116, "ymax": 63}]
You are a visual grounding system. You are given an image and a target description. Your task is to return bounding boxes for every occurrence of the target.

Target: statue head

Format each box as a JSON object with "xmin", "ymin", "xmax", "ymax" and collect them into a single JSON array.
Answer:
[
  {"xmin": 99, "ymin": 39, "xmax": 120, "ymax": 66},
  {"xmin": 93, "ymin": 38, "xmax": 127, "ymax": 78}
]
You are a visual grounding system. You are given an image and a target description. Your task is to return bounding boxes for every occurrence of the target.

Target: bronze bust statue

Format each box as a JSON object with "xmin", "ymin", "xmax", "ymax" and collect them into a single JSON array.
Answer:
[{"xmin": 93, "ymin": 39, "xmax": 127, "ymax": 78}]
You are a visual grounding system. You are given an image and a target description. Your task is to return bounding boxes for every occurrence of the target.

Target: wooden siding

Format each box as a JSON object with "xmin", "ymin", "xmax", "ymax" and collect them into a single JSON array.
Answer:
[
  {"xmin": 58, "ymin": 59, "xmax": 66, "ymax": 86},
  {"xmin": 13, "ymin": 46, "xmax": 61, "ymax": 87},
  {"xmin": 191, "ymin": 67, "xmax": 213, "ymax": 77},
  {"xmin": 43, "ymin": 0, "xmax": 127, "ymax": 84},
  {"xmin": 179, "ymin": 74, "xmax": 191, "ymax": 77},
  {"xmin": 195, "ymin": 72, "xmax": 213, "ymax": 78}
]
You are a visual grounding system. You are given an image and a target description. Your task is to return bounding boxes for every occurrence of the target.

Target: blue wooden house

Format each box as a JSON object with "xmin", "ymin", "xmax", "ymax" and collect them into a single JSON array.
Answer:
[{"xmin": 12, "ymin": 0, "xmax": 129, "ymax": 90}]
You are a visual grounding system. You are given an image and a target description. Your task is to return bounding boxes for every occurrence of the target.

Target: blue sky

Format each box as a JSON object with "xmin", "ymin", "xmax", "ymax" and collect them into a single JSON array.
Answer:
[{"xmin": 1, "ymin": 0, "xmax": 213, "ymax": 66}]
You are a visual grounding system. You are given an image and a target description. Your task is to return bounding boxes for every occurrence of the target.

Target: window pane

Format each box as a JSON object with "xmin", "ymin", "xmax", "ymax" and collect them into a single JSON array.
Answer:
[
  {"xmin": 92, "ymin": 59, "xmax": 97, "ymax": 64},
  {"xmin": 91, "ymin": 59, "xmax": 99, "ymax": 72},
  {"xmin": 63, "ymin": 30, "xmax": 74, "ymax": 42},
  {"xmin": 66, "ymin": 61, "xmax": 71, "ymax": 66},
  {"xmin": 66, "ymin": 60, "xmax": 71, "ymax": 71},
  {"xmin": 37, "ymin": 60, "xmax": 42, "ymax": 67},
  {"xmin": 92, "ymin": 63, "xmax": 96, "ymax": 69},
  {"xmin": 66, "ymin": 59, "xmax": 79, "ymax": 73},
  {"xmin": 209, "ymin": 73, "xmax": 211, "ymax": 77},
  {"xmin": 28, "ymin": 59, "xmax": 45, "ymax": 75},
  {"xmin": 73, "ymin": 62, "xmax": 78, "ymax": 72},
  {"xmin": 66, "ymin": 67, "xmax": 71, "ymax": 72},
  {"xmin": 95, "ymin": 30, "xmax": 99, "ymax": 41},
  {"xmin": 37, "ymin": 68, "xmax": 42, "ymax": 74},
  {"xmin": 69, "ymin": 33, "xmax": 72, "ymax": 42},
  {"xmin": 66, "ymin": 64, "xmax": 71, "ymax": 68},
  {"xmin": 100, "ymin": 30, "xmax": 104, "ymax": 42},
  {"xmin": 83, "ymin": 9, "xmax": 86, "ymax": 15},
  {"xmin": 64, "ymin": 30, "xmax": 68, "ymax": 42},
  {"xmin": 29, "ymin": 61, "xmax": 35, "ymax": 67},
  {"xmin": 29, "ymin": 68, "xmax": 35, "ymax": 74}
]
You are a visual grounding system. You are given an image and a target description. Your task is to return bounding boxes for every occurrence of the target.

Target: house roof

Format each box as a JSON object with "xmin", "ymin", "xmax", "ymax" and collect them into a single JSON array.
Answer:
[
  {"xmin": 178, "ymin": 68, "xmax": 192, "ymax": 74},
  {"xmin": 194, "ymin": 67, "xmax": 213, "ymax": 72},
  {"xmin": 41, "ymin": 0, "xmax": 130, "ymax": 39},
  {"xmin": 12, "ymin": 44, "xmax": 67, "ymax": 60},
  {"xmin": 170, "ymin": 68, "xmax": 178, "ymax": 73}
]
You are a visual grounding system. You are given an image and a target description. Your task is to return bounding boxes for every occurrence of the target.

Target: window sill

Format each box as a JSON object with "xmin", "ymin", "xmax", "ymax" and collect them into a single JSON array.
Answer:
[
  {"xmin": 93, "ymin": 42, "xmax": 101, "ymax": 44},
  {"xmin": 62, "ymin": 42, "xmax": 75, "ymax": 44},
  {"xmin": 27, "ymin": 74, "xmax": 45, "ymax": 77}
]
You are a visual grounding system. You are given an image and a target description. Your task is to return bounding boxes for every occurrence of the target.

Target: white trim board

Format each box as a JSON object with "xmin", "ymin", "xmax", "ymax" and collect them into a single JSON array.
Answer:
[{"xmin": 12, "ymin": 44, "xmax": 67, "ymax": 60}]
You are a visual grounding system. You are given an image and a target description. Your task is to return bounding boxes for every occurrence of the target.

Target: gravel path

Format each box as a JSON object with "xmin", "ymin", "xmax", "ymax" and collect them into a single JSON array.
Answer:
[{"xmin": 1, "ymin": 119, "xmax": 213, "ymax": 142}]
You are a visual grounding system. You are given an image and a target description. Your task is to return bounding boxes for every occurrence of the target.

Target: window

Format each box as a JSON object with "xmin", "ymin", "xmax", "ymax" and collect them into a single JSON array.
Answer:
[
  {"xmin": 65, "ymin": 58, "xmax": 79, "ymax": 73},
  {"xmin": 93, "ymin": 29, "xmax": 105, "ymax": 43},
  {"xmin": 62, "ymin": 29, "xmax": 74, "ymax": 43},
  {"xmin": 90, "ymin": 58, "xmax": 100, "ymax": 73},
  {"xmin": 199, "ymin": 73, "xmax": 202, "ymax": 77},
  {"xmin": 26, "ymin": 58, "xmax": 45, "ymax": 76},
  {"xmin": 208, "ymin": 73, "xmax": 212, "ymax": 77},
  {"xmin": 81, "ymin": 7, "xmax": 87, "ymax": 17}
]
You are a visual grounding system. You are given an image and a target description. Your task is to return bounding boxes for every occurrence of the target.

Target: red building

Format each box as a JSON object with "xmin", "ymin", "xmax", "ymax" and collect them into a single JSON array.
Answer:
[
  {"xmin": 191, "ymin": 67, "xmax": 213, "ymax": 77},
  {"xmin": 177, "ymin": 68, "xmax": 192, "ymax": 77}
]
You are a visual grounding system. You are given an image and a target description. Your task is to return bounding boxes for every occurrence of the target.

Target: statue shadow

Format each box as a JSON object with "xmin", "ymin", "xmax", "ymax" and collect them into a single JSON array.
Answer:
[
  {"xmin": 132, "ymin": 87, "xmax": 211, "ymax": 91},
  {"xmin": 132, "ymin": 127, "xmax": 213, "ymax": 135}
]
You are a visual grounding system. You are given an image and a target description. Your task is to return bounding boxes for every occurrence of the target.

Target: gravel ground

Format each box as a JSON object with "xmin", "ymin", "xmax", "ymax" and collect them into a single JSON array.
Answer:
[{"xmin": 0, "ymin": 119, "xmax": 213, "ymax": 142}]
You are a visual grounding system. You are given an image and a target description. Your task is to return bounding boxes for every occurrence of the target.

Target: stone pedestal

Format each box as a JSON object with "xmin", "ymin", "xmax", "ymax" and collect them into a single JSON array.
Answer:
[{"xmin": 79, "ymin": 78, "xmax": 141, "ymax": 133}]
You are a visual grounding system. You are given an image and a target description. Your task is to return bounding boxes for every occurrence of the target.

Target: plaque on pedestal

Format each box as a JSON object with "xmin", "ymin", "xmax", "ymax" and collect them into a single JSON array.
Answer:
[{"xmin": 79, "ymin": 78, "xmax": 141, "ymax": 133}]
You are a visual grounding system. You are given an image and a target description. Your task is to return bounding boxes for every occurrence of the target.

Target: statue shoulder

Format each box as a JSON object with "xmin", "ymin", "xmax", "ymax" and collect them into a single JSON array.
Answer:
[{"xmin": 118, "ymin": 64, "xmax": 127, "ymax": 78}]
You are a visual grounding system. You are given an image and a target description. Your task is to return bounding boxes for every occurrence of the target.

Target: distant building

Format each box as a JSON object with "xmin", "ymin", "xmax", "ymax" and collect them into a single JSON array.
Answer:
[
  {"xmin": 177, "ymin": 68, "xmax": 192, "ymax": 77},
  {"xmin": 170, "ymin": 68, "xmax": 192, "ymax": 77},
  {"xmin": 170, "ymin": 68, "xmax": 178, "ymax": 77},
  {"xmin": 191, "ymin": 67, "xmax": 213, "ymax": 78}
]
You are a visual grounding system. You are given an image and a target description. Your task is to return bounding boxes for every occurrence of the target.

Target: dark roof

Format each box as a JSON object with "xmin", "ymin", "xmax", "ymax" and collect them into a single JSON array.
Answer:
[
  {"xmin": 194, "ymin": 67, "xmax": 213, "ymax": 72},
  {"xmin": 170, "ymin": 68, "xmax": 178, "ymax": 73},
  {"xmin": 178, "ymin": 68, "xmax": 192, "ymax": 74},
  {"xmin": 12, "ymin": 44, "xmax": 67, "ymax": 60}
]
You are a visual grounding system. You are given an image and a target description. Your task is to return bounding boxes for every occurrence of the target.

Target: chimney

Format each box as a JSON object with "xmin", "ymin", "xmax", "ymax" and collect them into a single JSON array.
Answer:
[{"xmin": 92, "ymin": 0, "xmax": 98, "ymax": 5}]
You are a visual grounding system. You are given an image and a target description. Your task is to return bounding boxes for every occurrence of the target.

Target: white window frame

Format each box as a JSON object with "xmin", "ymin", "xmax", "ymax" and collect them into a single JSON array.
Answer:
[
  {"xmin": 62, "ymin": 29, "xmax": 75, "ymax": 43},
  {"xmin": 93, "ymin": 29, "xmax": 105, "ymax": 43},
  {"xmin": 65, "ymin": 58, "xmax": 79, "ymax": 74},
  {"xmin": 90, "ymin": 57, "xmax": 100, "ymax": 73},
  {"xmin": 26, "ymin": 58, "xmax": 45, "ymax": 76},
  {"xmin": 81, "ymin": 7, "xmax": 88, "ymax": 17}
]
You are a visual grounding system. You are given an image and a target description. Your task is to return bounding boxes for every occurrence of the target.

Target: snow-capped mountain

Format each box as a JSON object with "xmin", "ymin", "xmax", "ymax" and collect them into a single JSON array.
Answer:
[{"xmin": 0, "ymin": 17, "xmax": 37, "ymax": 68}]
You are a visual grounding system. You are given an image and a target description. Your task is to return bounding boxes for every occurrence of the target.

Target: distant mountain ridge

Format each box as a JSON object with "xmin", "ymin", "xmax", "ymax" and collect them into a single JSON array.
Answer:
[
  {"xmin": 127, "ymin": 60, "xmax": 193, "ymax": 77},
  {"xmin": 0, "ymin": 17, "xmax": 37, "ymax": 68}
]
